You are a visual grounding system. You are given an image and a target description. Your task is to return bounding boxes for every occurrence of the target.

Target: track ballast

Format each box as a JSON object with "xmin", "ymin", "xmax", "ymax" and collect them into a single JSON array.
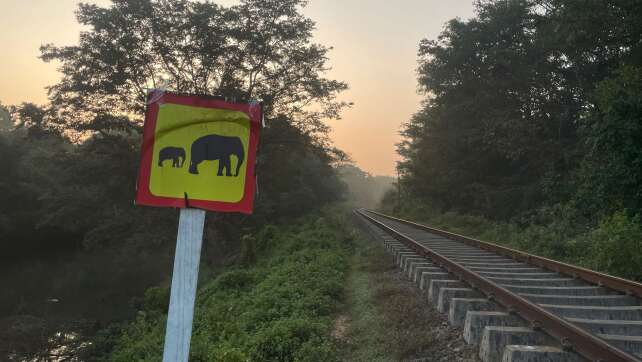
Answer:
[{"xmin": 356, "ymin": 209, "xmax": 642, "ymax": 362}]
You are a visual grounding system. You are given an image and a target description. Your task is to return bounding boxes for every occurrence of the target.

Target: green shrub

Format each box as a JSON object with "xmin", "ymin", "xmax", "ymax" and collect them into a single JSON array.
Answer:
[
  {"xmin": 214, "ymin": 270, "xmax": 257, "ymax": 291},
  {"xmin": 100, "ymin": 211, "xmax": 351, "ymax": 361},
  {"xmin": 143, "ymin": 286, "xmax": 170, "ymax": 313},
  {"xmin": 108, "ymin": 313, "xmax": 165, "ymax": 362},
  {"xmin": 582, "ymin": 212, "xmax": 642, "ymax": 281},
  {"xmin": 249, "ymin": 318, "xmax": 335, "ymax": 361}
]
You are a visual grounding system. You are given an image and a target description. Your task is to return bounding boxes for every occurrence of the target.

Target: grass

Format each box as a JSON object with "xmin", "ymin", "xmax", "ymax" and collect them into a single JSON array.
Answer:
[
  {"xmin": 339, "ymin": 220, "xmax": 478, "ymax": 362},
  {"xmin": 339, "ymin": 231, "xmax": 392, "ymax": 361},
  {"xmin": 84, "ymin": 209, "xmax": 354, "ymax": 361}
]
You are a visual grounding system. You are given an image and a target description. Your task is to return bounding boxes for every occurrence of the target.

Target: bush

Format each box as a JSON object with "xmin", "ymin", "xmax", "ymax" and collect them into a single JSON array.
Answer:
[
  {"xmin": 213, "ymin": 270, "xmax": 257, "ymax": 291},
  {"xmin": 582, "ymin": 212, "xmax": 642, "ymax": 281},
  {"xmin": 143, "ymin": 286, "xmax": 170, "ymax": 313},
  {"xmin": 249, "ymin": 318, "xmax": 336, "ymax": 361},
  {"xmin": 100, "ymin": 210, "xmax": 351, "ymax": 361}
]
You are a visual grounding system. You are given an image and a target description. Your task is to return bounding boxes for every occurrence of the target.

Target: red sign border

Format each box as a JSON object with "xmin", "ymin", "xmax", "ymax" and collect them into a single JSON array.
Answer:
[{"xmin": 135, "ymin": 91, "xmax": 261, "ymax": 214}]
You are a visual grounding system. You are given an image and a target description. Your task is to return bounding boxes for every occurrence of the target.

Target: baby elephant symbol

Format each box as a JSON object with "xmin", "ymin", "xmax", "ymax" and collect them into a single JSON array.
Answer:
[{"xmin": 158, "ymin": 146, "xmax": 186, "ymax": 168}]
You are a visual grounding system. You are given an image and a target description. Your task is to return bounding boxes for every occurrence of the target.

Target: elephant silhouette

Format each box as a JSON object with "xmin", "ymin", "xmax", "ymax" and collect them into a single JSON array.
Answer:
[
  {"xmin": 158, "ymin": 146, "xmax": 186, "ymax": 168},
  {"xmin": 188, "ymin": 135, "xmax": 245, "ymax": 176}
]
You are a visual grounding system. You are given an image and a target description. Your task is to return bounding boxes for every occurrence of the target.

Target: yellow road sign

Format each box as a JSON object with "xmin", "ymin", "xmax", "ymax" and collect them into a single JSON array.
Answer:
[{"xmin": 136, "ymin": 91, "xmax": 261, "ymax": 213}]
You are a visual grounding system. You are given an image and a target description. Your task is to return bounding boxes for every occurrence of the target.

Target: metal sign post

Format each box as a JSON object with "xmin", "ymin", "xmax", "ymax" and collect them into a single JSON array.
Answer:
[{"xmin": 162, "ymin": 208, "xmax": 206, "ymax": 362}]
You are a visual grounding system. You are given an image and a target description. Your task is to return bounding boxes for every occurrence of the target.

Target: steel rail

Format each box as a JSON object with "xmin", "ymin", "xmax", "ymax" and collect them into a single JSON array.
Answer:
[
  {"xmin": 365, "ymin": 209, "xmax": 642, "ymax": 299},
  {"xmin": 356, "ymin": 208, "xmax": 641, "ymax": 362}
]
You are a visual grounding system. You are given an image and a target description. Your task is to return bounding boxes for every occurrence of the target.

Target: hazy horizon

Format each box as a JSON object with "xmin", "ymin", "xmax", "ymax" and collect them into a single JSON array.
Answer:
[{"xmin": 0, "ymin": 0, "xmax": 476, "ymax": 176}]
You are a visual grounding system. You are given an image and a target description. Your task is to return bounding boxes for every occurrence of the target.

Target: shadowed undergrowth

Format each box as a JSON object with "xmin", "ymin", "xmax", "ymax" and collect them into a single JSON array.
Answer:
[{"xmin": 86, "ymin": 210, "xmax": 354, "ymax": 361}]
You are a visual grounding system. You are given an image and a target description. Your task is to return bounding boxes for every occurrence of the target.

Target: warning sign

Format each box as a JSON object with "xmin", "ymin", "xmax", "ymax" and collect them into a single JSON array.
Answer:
[{"xmin": 135, "ymin": 91, "xmax": 261, "ymax": 214}]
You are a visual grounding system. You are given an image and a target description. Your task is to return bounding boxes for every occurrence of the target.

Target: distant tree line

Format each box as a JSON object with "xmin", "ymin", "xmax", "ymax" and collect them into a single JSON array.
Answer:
[
  {"xmin": 395, "ymin": 0, "xmax": 642, "ymax": 223},
  {"xmin": 338, "ymin": 164, "xmax": 394, "ymax": 210}
]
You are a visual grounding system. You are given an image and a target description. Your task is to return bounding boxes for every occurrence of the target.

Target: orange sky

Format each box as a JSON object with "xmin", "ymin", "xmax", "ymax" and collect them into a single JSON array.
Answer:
[{"xmin": 0, "ymin": 0, "xmax": 475, "ymax": 176}]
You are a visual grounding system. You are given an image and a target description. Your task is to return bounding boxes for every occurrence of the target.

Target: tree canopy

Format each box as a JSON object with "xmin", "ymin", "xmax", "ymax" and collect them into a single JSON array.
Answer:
[
  {"xmin": 398, "ymin": 0, "xmax": 642, "ymax": 221},
  {"xmin": 40, "ymin": 0, "xmax": 350, "ymax": 137}
]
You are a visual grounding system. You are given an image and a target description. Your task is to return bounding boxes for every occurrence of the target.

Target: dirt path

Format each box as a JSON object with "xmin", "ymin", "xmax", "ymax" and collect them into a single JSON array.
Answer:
[{"xmin": 338, "ymin": 223, "xmax": 480, "ymax": 362}]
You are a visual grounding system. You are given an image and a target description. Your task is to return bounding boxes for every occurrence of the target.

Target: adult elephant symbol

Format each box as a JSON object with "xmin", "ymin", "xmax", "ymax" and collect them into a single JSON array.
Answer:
[{"xmin": 188, "ymin": 135, "xmax": 245, "ymax": 177}]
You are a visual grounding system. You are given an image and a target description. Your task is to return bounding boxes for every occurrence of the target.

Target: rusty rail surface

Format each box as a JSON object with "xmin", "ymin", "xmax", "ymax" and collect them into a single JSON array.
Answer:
[
  {"xmin": 356, "ymin": 208, "xmax": 641, "ymax": 362},
  {"xmin": 365, "ymin": 209, "xmax": 642, "ymax": 298}
]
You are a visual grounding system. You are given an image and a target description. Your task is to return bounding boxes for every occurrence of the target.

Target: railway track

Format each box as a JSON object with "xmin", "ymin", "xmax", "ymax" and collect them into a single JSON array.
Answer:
[{"xmin": 355, "ymin": 209, "xmax": 642, "ymax": 362}]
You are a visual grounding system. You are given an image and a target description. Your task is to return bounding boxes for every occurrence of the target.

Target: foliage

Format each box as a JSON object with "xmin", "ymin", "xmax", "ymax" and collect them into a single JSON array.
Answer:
[
  {"xmin": 581, "ymin": 211, "xmax": 642, "ymax": 281},
  {"xmin": 398, "ymin": 0, "xmax": 642, "ymax": 220},
  {"xmin": 255, "ymin": 117, "xmax": 347, "ymax": 222},
  {"xmin": 8, "ymin": 0, "xmax": 349, "ymax": 247},
  {"xmin": 391, "ymin": 0, "xmax": 642, "ymax": 279},
  {"xmin": 573, "ymin": 65, "xmax": 642, "ymax": 220},
  {"xmin": 98, "ymin": 211, "xmax": 352, "ymax": 361},
  {"xmin": 399, "ymin": 0, "xmax": 576, "ymax": 218},
  {"xmin": 143, "ymin": 286, "xmax": 170, "ymax": 313},
  {"xmin": 0, "ymin": 120, "xmax": 80, "ymax": 260},
  {"xmin": 40, "ymin": 0, "xmax": 350, "ymax": 137},
  {"xmin": 0, "ymin": 102, "xmax": 11, "ymax": 131}
]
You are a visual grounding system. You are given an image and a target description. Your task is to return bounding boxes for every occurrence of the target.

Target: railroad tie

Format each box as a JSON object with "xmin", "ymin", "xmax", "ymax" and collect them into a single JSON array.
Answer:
[{"xmin": 355, "ymin": 209, "xmax": 642, "ymax": 362}]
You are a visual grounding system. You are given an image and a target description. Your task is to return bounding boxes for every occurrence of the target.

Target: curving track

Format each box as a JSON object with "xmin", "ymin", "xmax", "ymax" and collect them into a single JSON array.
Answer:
[{"xmin": 355, "ymin": 209, "xmax": 642, "ymax": 362}]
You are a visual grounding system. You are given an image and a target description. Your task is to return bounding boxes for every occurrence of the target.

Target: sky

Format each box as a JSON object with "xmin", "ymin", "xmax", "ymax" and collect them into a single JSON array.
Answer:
[{"xmin": 0, "ymin": 0, "xmax": 476, "ymax": 176}]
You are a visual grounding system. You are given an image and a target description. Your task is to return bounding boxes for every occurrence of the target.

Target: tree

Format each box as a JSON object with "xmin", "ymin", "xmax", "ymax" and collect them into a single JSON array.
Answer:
[
  {"xmin": 400, "ymin": 0, "xmax": 579, "ymax": 218},
  {"xmin": 37, "ymin": 0, "xmax": 350, "ymax": 233},
  {"xmin": 398, "ymin": 0, "xmax": 642, "ymax": 220},
  {"xmin": 574, "ymin": 65, "xmax": 642, "ymax": 218},
  {"xmin": 253, "ymin": 116, "xmax": 346, "ymax": 221},
  {"xmin": 0, "ymin": 102, "xmax": 11, "ymax": 132},
  {"xmin": 40, "ymin": 0, "xmax": 349, "ymax": 137},
  {"xmin": 31, "ymin": 0, "xmax": 351, "ymax": 246},
  {"xmin": 9, "ymin": 102, "xmax": 56, "ymax": 139}
]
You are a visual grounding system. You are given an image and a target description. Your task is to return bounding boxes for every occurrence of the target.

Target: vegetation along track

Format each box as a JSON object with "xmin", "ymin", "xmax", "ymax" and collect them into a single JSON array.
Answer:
[{"xmin": 355, "ymin": 209, "xmax": 642, "ymax": 362}]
